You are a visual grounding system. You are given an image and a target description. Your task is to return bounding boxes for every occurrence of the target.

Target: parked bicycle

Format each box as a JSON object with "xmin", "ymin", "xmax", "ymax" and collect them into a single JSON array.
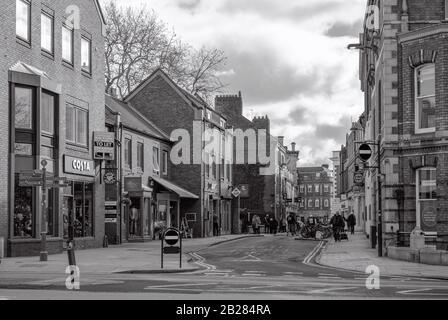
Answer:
[{"xmin": 298, "ymin": 223, "xmax": 333, "ymax": 239}]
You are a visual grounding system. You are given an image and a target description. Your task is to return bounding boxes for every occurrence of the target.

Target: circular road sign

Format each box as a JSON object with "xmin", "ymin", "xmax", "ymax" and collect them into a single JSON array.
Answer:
[
  {"xmin": 359, "ymin": 144, "xmax": 373, "ymax": 162},
  {"xmin": 164, "ymin": 228, "xmax": 180, "ymax": 246}
]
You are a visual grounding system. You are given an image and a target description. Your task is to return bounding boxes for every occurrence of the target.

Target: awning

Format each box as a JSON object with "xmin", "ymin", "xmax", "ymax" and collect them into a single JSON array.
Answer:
[{"xmin": 152, "ymin": 176, "xmax": 199, "ymax": 200}]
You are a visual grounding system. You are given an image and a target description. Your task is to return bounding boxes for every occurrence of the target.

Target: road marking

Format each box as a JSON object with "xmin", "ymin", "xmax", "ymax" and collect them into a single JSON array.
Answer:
[
  {"xmin": 303, "ymin": 241, "xmax": 325, "ymax": 264},
  {"xmin": 318, "ymin": 276, "xmax": 342, "ymax": 280},
  {"xmin": 235, "ymin": 253, "xmax": 262, "ymax": 262},
  {"xmin": 204, "ymin": 273, "xmax": 229, "ymax": 277},
  {"xmin": 190, "ymin": 252, "xmax": 216, "ymax": 271},
  {"xmin": 242, "ymin": 273, "xmax": 266, "ymax": 277},
  {"xmin": 308, "ymin": 287, "xmax": 358, "ymax": 294},
  {"xmin": 145, "ymin": 282, "xmax": 219, "ymax": 290},
  {"xmin": 318, "ymin": 273, "xmax": 337, "ymax": 276},
  {"xmin": 284, "ymin": 272, "xmax": 304, "ymax": 275}
]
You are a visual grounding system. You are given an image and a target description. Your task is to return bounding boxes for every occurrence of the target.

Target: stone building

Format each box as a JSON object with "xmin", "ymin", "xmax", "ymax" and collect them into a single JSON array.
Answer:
[
  {"xmin": 356, "ymin": 0, "xmax": 448, "ymax": 256},
  {"xmin": 0, "ymin": 0, "xmax": 107, "ymax": 257}
]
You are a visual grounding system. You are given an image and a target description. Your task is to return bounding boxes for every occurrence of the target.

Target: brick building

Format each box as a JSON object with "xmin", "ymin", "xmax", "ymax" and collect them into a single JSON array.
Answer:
[
  {"xmin": 105, "ymin": 94, "xmax": 199, "ymax": 243},
  {"xmin": 124, "ymin": 69, "xmax": 234, "ymax": 238},
  {"xmin": 297, "ymin": 165, "xmax": 333, "ymax": 222},
  {"xmin": 0, "ymin": 0, "xmax": 107, "ymax": 256},
  {"xmin": 357, "ymin": 0, "xmax": 448, "ymax": 255},
  {"xmin": 215, "ymin": 93, "xmax": 300, "ymax": 232},
  {"xmin": 329, "ymin": 151, "xmax": 341, "ymax": 215}
]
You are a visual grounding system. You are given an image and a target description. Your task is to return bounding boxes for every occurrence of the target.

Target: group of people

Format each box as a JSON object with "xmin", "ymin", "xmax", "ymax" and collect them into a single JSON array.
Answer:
[
  {"xmin": 330, "ymin": 211, "xmax": 357, "ymax": 242},
  {"xmin": 250, "ymin": 213, "xmax": 301, "ymax": 236}
]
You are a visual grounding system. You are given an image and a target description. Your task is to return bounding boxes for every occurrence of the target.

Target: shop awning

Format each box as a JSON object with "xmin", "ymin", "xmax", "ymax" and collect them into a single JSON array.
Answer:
[{"xmin": 152, "ymin": 176, "xmax": 199, "ymax": 200}]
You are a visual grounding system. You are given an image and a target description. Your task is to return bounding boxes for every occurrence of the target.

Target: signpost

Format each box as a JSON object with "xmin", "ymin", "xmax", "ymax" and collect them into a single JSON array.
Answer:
[
  {"xmin": 161, "ymin": 228, "xmax": 182, "ymax": 269},
  {"xmin": 19, "ymin": 160, "xmax": 70, "ymax": 262}
]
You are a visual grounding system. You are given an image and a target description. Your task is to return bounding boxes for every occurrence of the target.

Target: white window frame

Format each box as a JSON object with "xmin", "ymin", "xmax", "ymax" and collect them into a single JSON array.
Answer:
[
  {"xmin": 300, "ymin": 185, "xmax": 305, "ymax": 193},
  {"xmin": 324, "ymin": 199, "xmax": 329, "ymax": 208},
  {"xmin": 41, "ymin": 11, "xmax": 54, "ymax": 54},
  {"xmin": 315, "ymin": 184, "xmax": 320, "ymax": 193},
  {"xmin": 16, "ymin": 0, "xmax": 31, "ymax": 43},
  {"xmin": 62, "ymin": 24, "xmax": 74, "ymax": 64},
  {"xmin": 81, "ymin": 36, "xmax": 92, "ymax": 74},
  {"xmin": 162, "ymin": 150, "xmax": 168, "ymax": 175},
  {"xmin": 416, "ymin": 168, "xmax": 438, "ymax": 236},
  {"xmin": 307, "ymin": 185, "xmax": 312, "ymax": 193},
  {"xmin": 415, "ymin": 64, "xmax": 436, "ymax": 134},
  {"xmin": 315, "ymin": 199, "xmax": 320, "ymax": 208}
]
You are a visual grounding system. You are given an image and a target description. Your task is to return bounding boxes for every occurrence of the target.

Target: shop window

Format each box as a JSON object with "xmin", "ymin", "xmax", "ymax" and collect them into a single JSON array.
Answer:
[
  {"xmin": 81, "ymin": 37, "xmax": 91, "ymax": 74},
  {"xmin": 41, "ymin": 12, "xmax": 54, "ymax": 54},
  {"xmin": 73, "ymin": 182, "xmax": 94, "ymax": 238},
  {"xmin": 415, "ymin": 64, "xmax": 436, "ymax": 133},
  {"xmin": 124, "ymin": 138, "xmax": 132, "ymax": 169},
  {"xmin": 16, "ymin": 0, "xmax": 31, "ymax": 43},
  {"xmin": 62, "ymin": 25, "xmax": 74, "ymax": 64},
  {"xmin": 14, "ymin": 174, "xmax": 33, "ymax": 238},
  {"xmin": 15, "ymin": 87, "xmax": 33, "ymax": 130},
  {"xmin": 66, "ymin": 104, "xmax": 88, "ymax": 146},
  {"xmin": 137, "ymin": 142, "xmax": 144, "ymax": 171}
]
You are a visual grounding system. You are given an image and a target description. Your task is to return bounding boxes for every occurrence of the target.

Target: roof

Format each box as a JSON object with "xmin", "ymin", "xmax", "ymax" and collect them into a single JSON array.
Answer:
[
  {"xmin": 105, "ymin": 94, "xmax": 170, "ymax": 142},
  {"xmin": 94, "ymin": 0, "xmax": 107, "ymax": 37},
  {"xmin": 151, "ymin": 176, "xmax": 199, "ymax": 200},
  {"xmin": 10, "ymin": 61, "xmax": 51, "ymax": 79}
]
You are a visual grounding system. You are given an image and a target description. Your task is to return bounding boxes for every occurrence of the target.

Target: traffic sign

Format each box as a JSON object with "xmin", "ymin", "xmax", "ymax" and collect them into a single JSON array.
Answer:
[
  {"xmin": 354, "ymin": 172, "xmax": 364, "ymax": 185},
  {"xmin": 164, "ymin": 228, "xmax": 180, "ymax": 246},
  {"xmin": 359, "ymin": 144, "xmax": 373, "ymax": 162},
  {"xmin": 232, "ymin": 188, "xmax": 241, "ymax": 198},
  {"xmin": 163, "ymin": 246, "xmax": 181, "ymax": 254}
]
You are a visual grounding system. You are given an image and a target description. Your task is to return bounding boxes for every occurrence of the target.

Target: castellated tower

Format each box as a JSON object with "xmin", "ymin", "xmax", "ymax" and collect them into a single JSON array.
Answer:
[{"xmin": 215, "ymin": 91, "xmax": 243, "ymax": 116}]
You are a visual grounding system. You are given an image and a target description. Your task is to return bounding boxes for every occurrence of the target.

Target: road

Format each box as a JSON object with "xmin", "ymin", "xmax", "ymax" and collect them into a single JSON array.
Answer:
[{"xmin": 0, "ymin": 236, "xmax": 447, "ymax": 300}]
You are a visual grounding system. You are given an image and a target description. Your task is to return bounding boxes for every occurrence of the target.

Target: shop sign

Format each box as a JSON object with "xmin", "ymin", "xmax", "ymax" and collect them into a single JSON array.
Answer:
[
  {"xmin": 124, "ymin": 177, "xmax": 142, "ymax": 192},
  {"xmin": 64, "ymin": 156, "xmax": 95, "ymax": 177},
  {"xmin": 421, "ymin": 205, "xmax": 438, "ymax": 231},
  {"xmin": 94, "ymin": 132, "xmax": 115, "ymax": 161}
]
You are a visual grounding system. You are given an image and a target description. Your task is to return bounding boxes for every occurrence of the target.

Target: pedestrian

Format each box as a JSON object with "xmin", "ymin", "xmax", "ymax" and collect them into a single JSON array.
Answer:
[
  {"xmin": 280, "ymin": 216, "xmax": 287, "ymax": 233},
  {"xmin": 264, "ymin": 214, "xmax": 270, "ymax": 234},
  {"xmin": 213, "ymin": 213, "xmax": 220, "ymax": 237},
  {"xmin": 330, "ymin": 212, "xmax": 345, "ymax": 242},
  {"xmin": 252, "ymin": 215, "xmax": 261, "ymax": 234},
  {"xmin": 347, "ymin": 212, "xmax": 357, "ymax": 235},
  {"xmin": 287, "ymin": 213, "xmax": 296, "ymax": 236},
  {"xmin": 269, "ymin": 217, "xmax": 279, "ymax": 235}
]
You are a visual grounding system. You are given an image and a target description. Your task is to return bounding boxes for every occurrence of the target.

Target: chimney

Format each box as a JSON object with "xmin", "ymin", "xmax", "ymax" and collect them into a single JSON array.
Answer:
[
  {"xmin": 215, "ymin": 92, "xmax": 243, "ymax": 116},
  {"xmin": 278, "ymin": 136, "xmax": 284, "ymax": 147},
  {"xmin": 291, "ymin": 142, "xmax": 296, "ymax": 152}
]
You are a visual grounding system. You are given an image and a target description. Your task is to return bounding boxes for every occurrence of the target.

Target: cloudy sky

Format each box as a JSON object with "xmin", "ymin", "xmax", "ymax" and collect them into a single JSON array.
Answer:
[{"xmin": 104, "ymin": 0, "xmax": 366, "ymax": 166}]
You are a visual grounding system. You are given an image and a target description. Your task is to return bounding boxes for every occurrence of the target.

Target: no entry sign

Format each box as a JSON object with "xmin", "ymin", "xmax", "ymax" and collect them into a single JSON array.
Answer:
[
  {"xmin": 164, "ymin": 228, "xmax": 180, "ymax": 246},
  {"xmin": 359, "ymin": 144, "xmax": 373, "ymax": 162}
]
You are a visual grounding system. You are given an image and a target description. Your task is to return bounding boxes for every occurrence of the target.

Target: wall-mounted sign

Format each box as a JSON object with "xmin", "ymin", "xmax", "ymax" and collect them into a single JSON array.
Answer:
[
  {"xmin": 104, "ymin": 169, "xmax": 117, "ymax": 185},
  {"xmin": 421, "ymin": 205, "xmax": 438, "ymax": 232},
  {"xmin": 94, "ymin": 132, "xmax": 115, "ymax": 161},
  {"xmin": 124, "ymin": 177, "xmax": 142, "ymax": 192},
  {"xmin": 239, "ymin": 184, "xmax": 250, "ymax": 199},
  {"xmin": 64, "ymin": 156, "xmax": 95, "ymax": 177}
]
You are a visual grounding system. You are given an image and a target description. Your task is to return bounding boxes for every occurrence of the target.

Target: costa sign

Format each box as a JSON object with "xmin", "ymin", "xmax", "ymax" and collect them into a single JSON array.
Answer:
[{"xmin": 64, "ymin": 156, "xmax": 95, "ymax": 177}]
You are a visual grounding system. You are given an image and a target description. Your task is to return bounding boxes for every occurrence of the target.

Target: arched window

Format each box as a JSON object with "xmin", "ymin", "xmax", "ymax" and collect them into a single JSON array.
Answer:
[{"xmin": 415, "ymin": 64, "xmax": 435, "ymax": 133}]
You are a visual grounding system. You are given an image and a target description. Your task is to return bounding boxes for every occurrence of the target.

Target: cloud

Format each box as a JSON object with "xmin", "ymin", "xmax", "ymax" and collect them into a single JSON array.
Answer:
[
  {"xmin": 177, "ymin": 0, "xmax": 202, "ymax": 12},
  {"xmin": 325, "ymin": 20, "xmax": 363, "ymax": 38}
]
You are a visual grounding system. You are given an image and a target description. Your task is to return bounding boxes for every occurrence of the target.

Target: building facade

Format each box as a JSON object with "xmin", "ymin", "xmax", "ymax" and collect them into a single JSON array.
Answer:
[
  {"xmin": 123, "ymin": 69, "xmax": 234, "ymax": 238},
  {"xmin": 297, "ymin": 165, "xmax": 333, "ymax": 222},
  {"xmin": 0, "ymin": 0, "xmax": 107, "ymax": 257},
  {"xmin": 357, "ymin": 0, "xmax": 448, "ymax": 253},
  {"xmin": 329, "ymin": 151, "xmax": 341, "ymax": 215}
]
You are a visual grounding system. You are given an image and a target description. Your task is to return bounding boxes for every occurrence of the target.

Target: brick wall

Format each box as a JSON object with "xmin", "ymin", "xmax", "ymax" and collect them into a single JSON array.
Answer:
[{"xmin": 0, "ymin": 0, "xmax": 105, "ymax": 256}]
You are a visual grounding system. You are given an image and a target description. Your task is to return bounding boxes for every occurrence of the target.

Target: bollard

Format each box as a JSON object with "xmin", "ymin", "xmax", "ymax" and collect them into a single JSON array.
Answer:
[
  {"xmin": 40, "ymin": 232, "xmax": 48, "ymax": 262},
  {"xmin": 67, "ymin": 241, "xmax": 76, "ymax": 266},
  {"xmin": 0, "ymin": 237, "xmax": 4, "ymax": 259}
]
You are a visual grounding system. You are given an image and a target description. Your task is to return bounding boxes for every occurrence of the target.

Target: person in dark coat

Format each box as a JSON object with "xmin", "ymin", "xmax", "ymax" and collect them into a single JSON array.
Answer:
[
  {"xmin": 347, "ymin": 212, "xmax": 357, "ymax": 235},
  {"xmin": 330, "ymin": 212, "xmax": 345, "ymax": 242}
]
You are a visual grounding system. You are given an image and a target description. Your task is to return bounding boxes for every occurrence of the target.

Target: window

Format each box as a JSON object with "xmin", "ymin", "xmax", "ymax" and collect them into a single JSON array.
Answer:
[
  {"xmin": 14, "ymin": 174, "xmax": 33, "ymax": 238},
  {"xmin": 66, "ymin": 104, "xmax": 88, "ymax": 146},
  {"xmin": 415, "ymin": 64, "xmax": 436, "ymax": 133},
  {"xmin": 300, "ymin": 185, "xmax": 305, "ymax": 193},
  {"xmin": 62, "ymin": 25, "xmax": 73, "ymax": 64},
  {"xmin": 162, "ymin": 151, "xmax": 168, "ymax": 175},
  {"xmin": 315, "ymin": 185, "xmax": 320, "ymax": 193},
  {"xmin": 81, "ymin": 37, "xmax": 91, "ymax": 73},
  {"xmin": 417, "ymin": 168, "xmax": 438, "ymax": 232},
  {"xmin": 124, "ymin": 138, "xmax": 132, "ymax": 169},
  {"xmin": 73, "ymin": 182, "xmax": 94, "ymax": 238},
  {"xmin": 41, "ymin": 93, "xmax": 55, "ymax": 134},
  {"xmin": 324, "ymin": 199, "xmax": 329, "ymax": 208},
  {"xmin": 41, "ymin": 12, "xmax": 54, "ymax": 53},
  {"xmin": 324, "ymin": 185, "xmax": 330, "ymax": 193},
  {"xmin": 300, "ymin": 201, "xmax": 304, "ymax": 208},
  {"xmin": 315, "ymin": 199, "xmax": 320, "ymax": 208},
  {"xmin": 308, "ymin": 199, "xmax": 313, "ymax": 208},
  {"xmin": 307, "ymin": 185, "xmax": 312, "ymax": 193},
  {"xmin": 16, "ymin": 0, "xmax": 30, "ymax": 42},
  {"xmin": 137, "ymin": 142, "xmax": 144, "ymax": 171},
  {"xmin": 15, "ymin": 87, "xmax": 33, "ymax": 129},
  {"xmin": 153, "ymin": 146, "xmax": 160, "ymax": 173}
]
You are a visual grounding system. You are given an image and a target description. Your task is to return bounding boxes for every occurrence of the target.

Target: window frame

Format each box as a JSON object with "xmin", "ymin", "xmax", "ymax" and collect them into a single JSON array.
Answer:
[
  {"xmin": 41, "ymin": 11, "xmax": 54, "ymax": 55},
  {"xmin": 16, "ymin": 0, "xmax": 31, "ymax": 44},
  {"xmin": 124, "ymin": 138, "xmax": 132, "ymax": 170},
  {"xmin": 137, "ymin": 142, "xmax": 144, "ymax": 172},
  {"xmin": 416, "ymin": 167, "xmax": 438, "ymax": 235},
  {"xmin": 81, "ymin": 36, "xmax": 92, "ymax": 74},
  {"xmin": 153, "ymin": 146, "xmax": 160, "ymax": 174},
  {"xmin": 66, "ymin": 103, "xmax": 89, "ymax": 147},
  {"xmin": 62, "ymin": 24, "xmax": 74, "ymax": 65},
  {"xmin": 162, "ymin": 150, "xmax": 168, "ymax": 175},
  {"xmin": 415, "ymin": 64, "xmax": 436, "ymax": 134}
]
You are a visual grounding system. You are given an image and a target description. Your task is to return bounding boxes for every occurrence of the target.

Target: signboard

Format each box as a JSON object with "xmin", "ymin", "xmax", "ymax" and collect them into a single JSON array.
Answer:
[
  {"xmin": 64, "ymin": 156, "xmax": 95, "ymax": 177},
  {"xmin": 164, "ymin": 228, "xmax": 180, "ymax": 246},
  {"xmin": 232, "ymin": 188, "xmax": 241, "ymax": 198},
  {"xmin": 421, "ymin": 204, "xmax": 438, "ymax": 232},
  {"xmin": 103, "ymin": 170, "xmax": 117, "ymax": 185},
  {"xmin": 239, "ymin": 184, "xmax": 250, "ymax": 199},
  {"xmin": 359, "ymin": 144, "xmax": 373, "ymax": 162},
  {"xmin": 94, "ymin": 132, "xmax": 115, "ymax": 161},
  {"xmin": 354, "ymin": 172, "xmax": 364, "ymax": 185},
  {"xmin": 124, "ymin": 177, "xmax": 142, "ymax": 193},
  {"xmin": 161, "ymin": 228, "xmax": 182, "ymax": 269}
]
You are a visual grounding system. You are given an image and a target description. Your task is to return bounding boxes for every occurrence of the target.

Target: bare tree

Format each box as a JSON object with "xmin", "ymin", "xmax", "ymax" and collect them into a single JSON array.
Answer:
[{"xmin": 104, "ymin": 1, "xmax": 228, "ymax": 101}]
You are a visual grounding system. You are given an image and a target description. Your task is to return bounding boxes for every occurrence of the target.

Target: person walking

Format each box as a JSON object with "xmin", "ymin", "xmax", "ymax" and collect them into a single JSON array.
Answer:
[
  {"xmin": 347, "ymin": 212, "xmax": 357, "ymax": 235},
  {"xmin": 264, "ymin": 214, "xmax": 270, "ymax": 234},
  {"xmin": 287, "ymin": 213, "xmax": 296, "ymax": 236},
  {"xmin": 213, "ymin": 213, "xmax": 220, "ymax": 237},
  {"xmin": 252, "ymin": 215, "xmax": 261, "ymax": 234},
  {"xmin": 330, "ymin": 212, "xmax": 345, "ymax": 242}
]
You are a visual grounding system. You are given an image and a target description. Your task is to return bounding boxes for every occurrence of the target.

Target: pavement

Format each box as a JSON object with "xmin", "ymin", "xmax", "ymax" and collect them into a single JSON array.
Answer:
[
  {"xmin": 318, "ymin": 232, "xmax": 448, "ymax": 280},
  {"xmin": 0, "ymin": 234, "xmax": 261, "ymax": 275}
]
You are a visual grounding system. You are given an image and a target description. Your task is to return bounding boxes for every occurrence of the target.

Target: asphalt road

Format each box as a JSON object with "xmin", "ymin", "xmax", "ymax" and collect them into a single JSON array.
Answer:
[{"xmin": 0, "ymin": 235, "xmax": 447, "ymax": 300}]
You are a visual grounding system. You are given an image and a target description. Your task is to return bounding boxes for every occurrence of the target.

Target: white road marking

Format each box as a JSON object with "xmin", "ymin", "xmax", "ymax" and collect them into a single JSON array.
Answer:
[
  {"xmin": 318, "ymin": 276, "xmax": 342, "ymax": 280},
  {"xmin": 284, "ymin": 272, "xmax": 304, "ymax": 275},
  {"xmin": 242, "ymin": 273, "xmax": 266, "ymax": 277},
  {"xmin": 318, "ymin": 273, "xmax": 337, "ymax": 276},
  {"xmin": 145, "ymin": 282, "xmax": 219, "ymax": 290},
  {"xmin": 308, "ymin": 287, "xmax": 358, "ymax": 294}
]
